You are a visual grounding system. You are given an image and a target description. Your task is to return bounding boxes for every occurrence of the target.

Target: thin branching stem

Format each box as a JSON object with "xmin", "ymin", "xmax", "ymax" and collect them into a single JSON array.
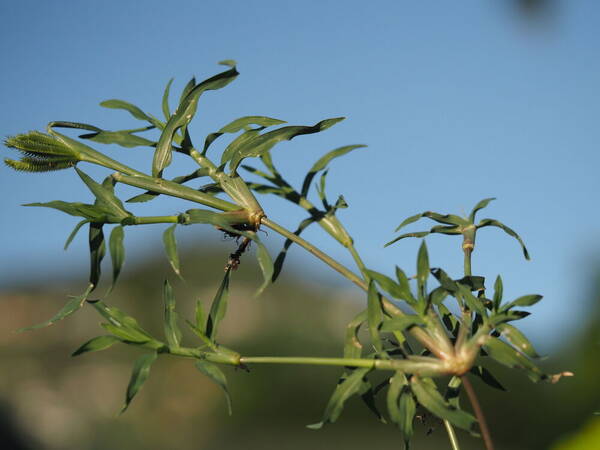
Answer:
[
  {"xmin": 443, "ymin": 419, "xmax": 461, "ymax": 450},
  {"xmin": 462, "ymin": 375, "xmax": 495, "ymax": 450}
]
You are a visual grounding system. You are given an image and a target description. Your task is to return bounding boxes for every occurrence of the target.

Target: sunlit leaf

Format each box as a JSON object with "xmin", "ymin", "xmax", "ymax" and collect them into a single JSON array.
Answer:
[
  {"xmin": 120, "ymin": 352, "xmax": 158, "ymax": 414},
  {"xmin": 501, "ymin": 294, "xmax": 542, "ymax": 311},
  {"xmin": 91, "ymin": 300, "xmax": 154, "ymax": 340},
  {"xmin": 162, "ymin": 78, "xmax": 174, "ymax": 120},
  {"xmin": 75, "ymin": 168, "xmax": 129, "ymax": 221},
  {"xmin": 18, "ymin": 284, "xmax": 94, "ymax": 331},
  {"xmin": 496, "ymin": 323, "xmax": 540, "ymax": 358},
  {"xmin": 469, "ymin": 197, "xmax": 496, "ymax": 222},
  {"xmin": 384, "ymin": 231, "xmax": 430, "ymax": 247},
  {"xmin": 72, "ymin": 335, "xmax": 121, "ymax": 357},
  {"xmin": 24, "ymin": 201, "xmax": 107, "ymax": 222},
  {"xmin": 483, "ymin": 337, "xmax": 545, "ymax": 382},
  {"xmin": 301, "ymin": 145, "xmax": 365, "ymax": 197},
  {"xmin": 100, "ymin": 99, "xmax": 153, "ymax": 122},
  {"xmin": 227, "ymin": 117, "xmax": 345, "ymax": 172},
  {"xmin": 153, "ymin": 63, "xmax": 238, "ymax": 177},
  {"xmin": 195, "ymin": 361, "xmax": 233, "ymax": 415}
]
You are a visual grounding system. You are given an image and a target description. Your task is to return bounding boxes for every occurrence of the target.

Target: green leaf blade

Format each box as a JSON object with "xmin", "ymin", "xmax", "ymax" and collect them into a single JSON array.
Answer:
[
  {"xmin": 195, "ymin": 361, "xmax": 232, "ymax": 415},
  {"xmin": 120, "ymin": 352, "xmax": 158, "ymax": 414}
]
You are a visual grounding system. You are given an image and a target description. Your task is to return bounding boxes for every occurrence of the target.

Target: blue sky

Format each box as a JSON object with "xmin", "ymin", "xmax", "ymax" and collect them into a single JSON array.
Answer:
[{"xmin": 1, "ymin": 0, "xmax": 599, "ymax": 351}]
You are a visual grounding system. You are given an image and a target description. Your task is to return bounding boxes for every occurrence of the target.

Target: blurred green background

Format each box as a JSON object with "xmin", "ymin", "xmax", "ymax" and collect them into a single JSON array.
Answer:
[{"xmin": 0, "ymin": 238, "xmax": 598, "ymax": 450}]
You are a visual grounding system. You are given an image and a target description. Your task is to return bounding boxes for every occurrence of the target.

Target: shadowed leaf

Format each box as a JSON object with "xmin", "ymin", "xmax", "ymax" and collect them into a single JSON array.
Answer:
[
  {"xmin": 162, "ymin": 225, "xmax": 182, "ymax": 279},
  {"xmin": 108, "ymin": 225, "xmax": 125, "ymax": 293},
  {"xmin": 206, "ymin": 269, "xmax": 231, "ymax": 340},
  {"xmin": 195, "ymin": 361, "xmax": 233, "ymax": 415},
  {"xmin": 307, "ymin": 367, "xmax": 371, "ymax": 429},
  {"xmin": 163, "ymin": 280, "xmax": 182, "ymax": 348}
]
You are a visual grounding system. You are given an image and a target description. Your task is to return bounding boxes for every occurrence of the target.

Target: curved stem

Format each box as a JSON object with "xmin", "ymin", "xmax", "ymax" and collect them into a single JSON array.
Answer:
[
  {"xmin": 262, "ymin": 217, "xmax": 368, "ymax": 291},
  {"xmin": 262, "ymin": 217, "xmax": 449, "ymax": 360},
  {"xmin": 443, "ymin": 420, "xmax": 461, "ymax": 450},
  {"xmin": 461, "ymin": 375, "xmax": 495, "ymax": 450}
]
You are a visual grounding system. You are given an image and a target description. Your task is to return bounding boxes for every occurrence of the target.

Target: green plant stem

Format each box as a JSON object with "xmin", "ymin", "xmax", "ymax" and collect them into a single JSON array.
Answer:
[
  {"xmin": 261, "ymin": 217, "xmax": 447, "ymax": 359},
  {"xmin": 112, "ymin": 172, "xmax": 239, "ymax": 211},
  {"xmin": 348, "ymin": 243, "xmax": 368, "ymax": 280},
  {"xmin": 130, "ymin": 215, "xmax": 180, "ymax": 225},
  {"xmin": 262, "ymin": 217, "xmax": 367, "ymax": 291},
  {"xmin": 461, "ymin": 374, "xmax": 494, "ymax": 450},
  {"xmin": 239, "ymin": 356, "xmax": 444, "ymax": 375},
  {"xmin": 463, "ymin": 249, "xmax": 472, "ymax": 277},
  {"xmin": 443, "ymin": 419, "xmax": 461, "ymax": 450}
]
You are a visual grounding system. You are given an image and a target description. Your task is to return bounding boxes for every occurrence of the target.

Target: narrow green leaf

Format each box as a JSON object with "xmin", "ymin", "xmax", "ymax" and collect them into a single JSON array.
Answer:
[
  {"xmin": 366, "ymin": 269, "xmax": 406, "ymax": 301},
  {"xmin": 195, "ymin": 360, "xmax": 232, "ymax": 415},
  {"xmin": 307, "ymin": 367, "xmax": 371, "ymax": 429},
  {"xmin": 430, "ymin": 268, "xmax": 458, "ymax": 293},
  {"xmin": 108, "ymin": 225, "xmax": 125, "ymax": 293},
  {"xmin": 496, "ymin": 324, "xmax": 540, "ymax": 358},
  {"xmin": 18, "ymin": 284, "xmax": 93, "ymax": 331},
  {"xmin": 469, "ymin": 366, "xmax": 507, "ymax": 392},
  {"xmin": 384, "ymin": 231, "xmax": 430, "ymax": 247},
  {"xmin": 89, "ymin": 223, "xmax": 105, "ymax": 290},
  {"xmin": 272, "ymin": 217, "xmax": 314, "ymax": 282},
  {"xmin": 367, "ymin": 282, "xmax": 383, "ymax": 353},
  {"xmin": 75, "ymin": 168, "xmax": 129, "ymax": 221},
  {"xmin": 398, "ymin": 388, "xmax": 416, "ymax": 448},
  {"xmin": 394, "ymin": 212, "xmax": 426, "ymax": 232},
  {"xmin": 438, "ymin": 303, "xmax": 458, "ymax": 333},
  {"xmin": 227, "ymin": 117, "xmax": 345, "ymax": 172},
  {"xmin": 72, "ymin": 335, "xmax": 121, "ymax": 356},
  {"xmin": 458, "ymin": 284, "xmax": 486, "ymax": 316},
  {"xmin": 502, "ymin": 294, "xmax": 543, "ymax": 310},
  {"xmin": 80, "ymin": 128, "xmax": 155, "ymax": 148},
  {"xmin": 64, "ymin": 219, "xmax": 90, "ymax": 250},
  {"xmin": 386, "ymin": 371, "xmax": 407, "ymax": 427},
  {"xmin": 195, "ymin": 297, "xmax": 207, "ymax": 335},
  {"xmin": 380, "ymin": 315, "xmax": 424, "ymax": 333},
  {"xmin": 100, "ymin": 99, "xmax": 152, "ymax": 122},
  {"xmin": 493, "ymin": 275, "xmax": 503, "ymax": 311},
  {"xmin": 120, "ymin": 352, "xmax": 158, "ymax": 414},
  {"xmin": 24, "ymin": 201, "xmax": 107, "ymax": 222},
  {"xmin": 469, "ymin": 197, "xmax": 496, "ymax": 222},
  {"xmin": 153, "ymin": 63, "xmax": 239, "ymax": 177},
  {"xmin": 162, "ymin": 78, "xmax": 174, "ymax": 120},
  {"xmin": 162, "ymin": 225, "xmax": 182, "ymax": 279},
  {"xmin": 206, "ymin": 269, "xmax": 231, "ymax": 340},
  {"xmin": 416, "ymin": 241, "xmax": 429, "ymax": 301},
  {"xmin": 92, "ymin": 301, "xmax": 155, "ymax": 343},
  {"xmin": 301, "ymin": 145, "xmax": 366, "ymax": 197},
  {"xmin": 254, "ymin": 238, "xmax": 274, "ymax": 297},
  {"xmin": 483, "ymin": 337, "xmax": 545, "ymax": 382},
  {"xmin": 163, "ymin": 280, "xmax": 182, "ymax": 348},
  {"xmin": 395, "ymin": 266, "xmax": 416, "ymax": 305},
  {"xmin": 411, "ymin": 376, "xmax": 476, "ymax": 431},
  {"xmin": 344, "ymin": 310, "xmax": 367, "ymax": 359},
  {"xmin": 477, "ymin": 218, "xmax": 530, "ymax": 260}
]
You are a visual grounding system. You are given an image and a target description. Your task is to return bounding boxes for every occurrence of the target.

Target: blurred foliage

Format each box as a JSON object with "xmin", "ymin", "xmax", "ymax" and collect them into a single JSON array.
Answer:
[{"xmin": 0, "ymin": 241, "xmax": 598, "ymax": 450}]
